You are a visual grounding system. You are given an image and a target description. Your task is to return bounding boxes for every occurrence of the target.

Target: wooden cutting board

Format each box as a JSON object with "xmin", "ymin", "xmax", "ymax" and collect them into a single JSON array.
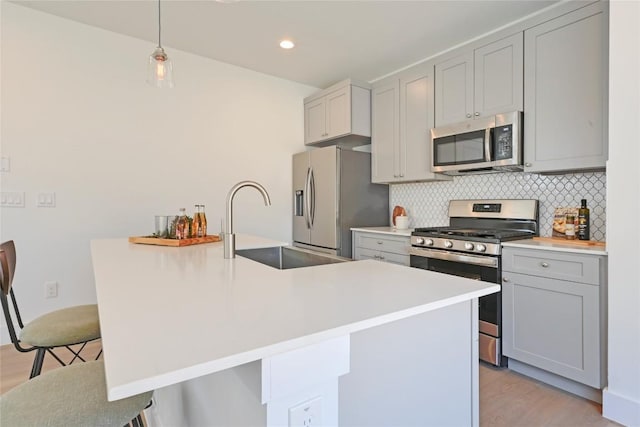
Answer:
[
  {"xmin": 532, "ymin": 236, "xmax": 605, "ymax": 247},
  {"xmin": 128, "ymin": 235, "xmax": 221, "ymax": 247}
]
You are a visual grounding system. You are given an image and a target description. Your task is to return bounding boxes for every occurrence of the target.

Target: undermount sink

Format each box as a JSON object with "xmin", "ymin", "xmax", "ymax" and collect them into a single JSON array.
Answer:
[{"xmin": 236, "ymin": 246, "xmax": 349, "ymax": 270}]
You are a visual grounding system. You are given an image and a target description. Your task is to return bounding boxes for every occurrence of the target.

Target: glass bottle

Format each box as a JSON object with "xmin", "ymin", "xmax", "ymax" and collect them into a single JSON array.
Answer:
[
  {"xmin": 200, "ymin": 204, "xmax": 208, "ymax": 237},
  {"xmin": 578, "ymin": 199, "xmax": 590, "ymax": 241},
  {"xmin": 565, "ymin": 214, "xmax": 576, "ymax": 240},
  {"xmin": 192, "ymin": 205, "xmax": 202, "ymax": 238},
  {"xmin": 176, "ymin": 208, "xmax": 188, "ymax": 239}
]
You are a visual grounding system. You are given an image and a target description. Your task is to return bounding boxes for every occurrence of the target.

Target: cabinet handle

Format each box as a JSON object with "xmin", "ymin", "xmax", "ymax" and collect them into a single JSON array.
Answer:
[
  {"xmin": 502, "ymin": 277, "xmax": 509, "ymax": 282},
  {"xmin": 475, "ymin": 112, "xmax": 480, "ymax": 117},
  {"xmin": 525, "ymin": 163, "xmax": 532, "ymax": 167},
  {"xmin": 377, "ymin": 241, "xmax": 383, "ymax": 245},
  {"xmin": 466, "ymin": 113, "xmax": 472, "ymax": 118},
  {"xmin": 540, "ymin": 262, "xmax": 549, "ymax": 268}
]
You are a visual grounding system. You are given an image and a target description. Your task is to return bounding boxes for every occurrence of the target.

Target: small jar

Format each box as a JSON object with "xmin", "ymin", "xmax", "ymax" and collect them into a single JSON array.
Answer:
[{"xmin": 565, "ymin": 214, "xmax": 576, "ymax": 240}]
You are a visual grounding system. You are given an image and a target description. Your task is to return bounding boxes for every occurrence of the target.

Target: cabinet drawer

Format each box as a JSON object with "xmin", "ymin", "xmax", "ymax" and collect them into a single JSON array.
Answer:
[
  {"xmin": 355, "ymin": 234, "xmax": 409, "ymax": 254},
  {"xmin": 502, "ymin": 247, "xmax": 601, "ymax": 285},
  {"xmin": 357, "ymin": 247, "xmax": 409, "ymax": 266}
]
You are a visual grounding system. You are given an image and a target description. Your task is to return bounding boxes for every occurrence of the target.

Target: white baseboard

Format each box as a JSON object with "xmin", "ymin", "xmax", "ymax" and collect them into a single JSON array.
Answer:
[{"xmin": 603, "ymin": 387, "xmax": 640, "ymax": 427}]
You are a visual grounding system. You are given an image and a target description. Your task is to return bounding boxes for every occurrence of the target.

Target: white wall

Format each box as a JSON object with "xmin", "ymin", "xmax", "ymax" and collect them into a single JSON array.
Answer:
[
  {"xmin": 603, "ymin": 1, "xmax": 640, "ymax": 425},
  {"xmin": 0, "ymin": 3, "xmax": 317, "ymax": 342}
]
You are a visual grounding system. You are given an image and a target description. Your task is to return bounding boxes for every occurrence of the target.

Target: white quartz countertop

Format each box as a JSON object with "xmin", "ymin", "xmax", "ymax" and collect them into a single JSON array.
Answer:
[
  {"xmin": 502, "ymin": 238, "xmax": 608, "ymax": 255},
  {"xmin": 351, "ymin": 226, "xmax": 413, "ymax": 237},
  {"xmin": 91, "ymin": 234, "xmax": 498, "ymax": 401}
]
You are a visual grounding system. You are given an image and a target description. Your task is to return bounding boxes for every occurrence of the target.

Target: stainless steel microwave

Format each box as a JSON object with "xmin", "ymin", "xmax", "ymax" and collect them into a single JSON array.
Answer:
[{"xmin": 430, "ymin": 111, "xmax": 523, "ymax": 175}]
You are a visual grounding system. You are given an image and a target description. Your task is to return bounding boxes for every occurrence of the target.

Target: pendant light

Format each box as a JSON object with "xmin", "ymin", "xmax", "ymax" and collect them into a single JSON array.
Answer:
[{"xmin": 147, "ymin": 0, "xmax": 174, "ymax": 88}]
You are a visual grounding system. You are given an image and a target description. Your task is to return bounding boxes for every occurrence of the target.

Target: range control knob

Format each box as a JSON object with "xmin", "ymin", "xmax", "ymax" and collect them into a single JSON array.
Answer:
[
  {"xmin": 476, "ymin": 244, "xmax": 487, "ymax": 252},
  {"xmin": 444, "ymin": 240, "xmax": 453, "ymax": 248},
  {"xmin": 415, "ymin": 237, "xmax": 425, "ymax": 245},
  {"xmin": 464, "ymin": 242, "xmax": 475, "ymax": 250},
  {"xmin": 425, "ymin": 239, "xmax": 434, "ymax": 246}
]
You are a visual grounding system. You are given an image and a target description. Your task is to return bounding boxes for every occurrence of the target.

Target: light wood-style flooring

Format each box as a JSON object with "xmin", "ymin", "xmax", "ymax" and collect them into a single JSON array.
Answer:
[
  {"xmin": 0, "ymin": 340, "xmax": 103, "ymax": 394},
  {"xmin": 0, "ymin": 342, "xmax": 621, "ymax": 426},
  {"xmin": 480, "ymin": 364, "xmax": 620, "ymax": 427}
]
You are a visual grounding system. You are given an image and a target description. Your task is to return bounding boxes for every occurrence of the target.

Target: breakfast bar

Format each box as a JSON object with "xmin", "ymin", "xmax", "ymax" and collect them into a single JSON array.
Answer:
[{"xmin": 91, "ymin": 235, "xmax": 499, "ymax": 426}]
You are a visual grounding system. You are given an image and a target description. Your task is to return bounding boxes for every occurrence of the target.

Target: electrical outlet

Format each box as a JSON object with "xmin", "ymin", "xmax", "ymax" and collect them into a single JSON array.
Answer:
[
  {"xmin": 45, "ymin": 281, "xmax": 58, "ymax": 298},
  {"xmin": 288, "ymin": 396, "xmax": 322, "ymax": 427}
]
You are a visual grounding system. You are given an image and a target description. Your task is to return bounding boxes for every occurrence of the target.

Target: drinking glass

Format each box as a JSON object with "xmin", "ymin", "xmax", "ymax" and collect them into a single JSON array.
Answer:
[{"xmin": 154, "ymin": 215, "xmax": 169, "ymax": 238}]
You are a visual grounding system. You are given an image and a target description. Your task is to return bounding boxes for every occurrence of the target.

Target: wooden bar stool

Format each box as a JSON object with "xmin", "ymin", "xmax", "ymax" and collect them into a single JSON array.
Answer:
[
  {"xmin": 0, "ymin": 360, "xmax": 153, "ymax": 427},
  {"xmin": 0, "ymin": 240, "xmax": 102, "ymax": 378}
]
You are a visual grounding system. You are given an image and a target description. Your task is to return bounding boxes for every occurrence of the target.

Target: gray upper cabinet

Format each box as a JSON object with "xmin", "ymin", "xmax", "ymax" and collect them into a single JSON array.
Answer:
[
  {"xmin": 371, "ymin": 63, "xmax": 451, "ymax": 184},
  {"xmin": 304, "ymin": 79, "xmax": 371, "ymax": 147},
  {"xmin": 435, "ymin": 33, "xmax": 523, "ymax": 127},
  {"xmin": 523, "ymin": 2, "xmax": 608, "ymax": 173}
]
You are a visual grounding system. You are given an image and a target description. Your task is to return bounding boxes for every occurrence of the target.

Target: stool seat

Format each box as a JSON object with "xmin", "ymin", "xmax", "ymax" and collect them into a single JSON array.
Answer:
[
  {"xmin": 0, "ymin": 361, "xmax": 152, "ymax": 427},
  {"xmin": 20, "ymin": 304, "xmax": 101, "ymax": 347}
]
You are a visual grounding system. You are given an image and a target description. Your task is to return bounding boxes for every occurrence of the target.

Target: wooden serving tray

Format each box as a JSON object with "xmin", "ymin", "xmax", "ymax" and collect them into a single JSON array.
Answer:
[
  {"xmin": 129, "ymin": 235, "xmax": 221, "ymax": 247},
  {"xmin": 533, "ymin": 236, "xmax": 605, "ymax": 247}
]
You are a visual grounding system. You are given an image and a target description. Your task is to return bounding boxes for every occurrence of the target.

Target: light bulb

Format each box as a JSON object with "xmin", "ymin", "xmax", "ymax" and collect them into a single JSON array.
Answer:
[{"xmin": 147, "ymin": 47, "xmax": 174, "ymax": 88}]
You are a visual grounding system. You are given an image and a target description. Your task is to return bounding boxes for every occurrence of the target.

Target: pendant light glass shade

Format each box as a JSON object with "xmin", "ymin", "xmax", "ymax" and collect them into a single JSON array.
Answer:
[
  {"xmin": 147, "ymin": 47, "xmax": 174, "ymax": 88},
  {"xmin": 146, "ymin": 0, "xmax": 174, "ymax": 88}
]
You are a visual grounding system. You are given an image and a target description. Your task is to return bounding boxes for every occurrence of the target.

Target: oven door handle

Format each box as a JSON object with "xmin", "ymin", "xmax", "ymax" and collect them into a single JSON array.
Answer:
[{"xmin": 409, "ymin": 247, "xmax": 499, "ymax": 268}]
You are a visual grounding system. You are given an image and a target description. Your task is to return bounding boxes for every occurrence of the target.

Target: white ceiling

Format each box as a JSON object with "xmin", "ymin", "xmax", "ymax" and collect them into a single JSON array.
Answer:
[{"xmin": 12, "ymin": 0, "xmax": 561, "ymax": 88}]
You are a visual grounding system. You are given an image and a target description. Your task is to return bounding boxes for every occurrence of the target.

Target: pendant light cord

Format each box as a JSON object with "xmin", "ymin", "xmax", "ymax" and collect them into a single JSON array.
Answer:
[{"xmin": 157, "ymin": 0, "xmax": 162, "ymax": 48}]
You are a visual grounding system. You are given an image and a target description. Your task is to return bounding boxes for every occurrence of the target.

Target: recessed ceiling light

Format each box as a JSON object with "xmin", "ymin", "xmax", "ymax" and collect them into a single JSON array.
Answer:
[{"xmin": 279, "ymin": 40, "xmax": 295, "ymax": 49}]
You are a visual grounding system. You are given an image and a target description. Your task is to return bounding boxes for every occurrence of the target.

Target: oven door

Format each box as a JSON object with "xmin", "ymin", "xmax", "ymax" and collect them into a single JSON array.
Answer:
[{"xmin": 409, "ymin": 246, "xmax": 505, "ymax": 366}]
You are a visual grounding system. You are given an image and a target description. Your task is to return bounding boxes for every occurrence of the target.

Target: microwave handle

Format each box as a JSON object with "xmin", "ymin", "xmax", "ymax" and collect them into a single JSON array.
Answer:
[{"xmin": 484, "ymin": 127, "xmax": 492, "ymax": 162}]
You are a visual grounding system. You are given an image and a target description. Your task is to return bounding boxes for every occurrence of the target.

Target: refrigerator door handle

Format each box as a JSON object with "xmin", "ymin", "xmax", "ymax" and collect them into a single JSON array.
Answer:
[
  {"xmin": 304, "ymin": 167, "xmax": 312, "ymax": 229},
  {"xmin": 309, "ymin": 167, "xmax": 316, "ymax": 227}
]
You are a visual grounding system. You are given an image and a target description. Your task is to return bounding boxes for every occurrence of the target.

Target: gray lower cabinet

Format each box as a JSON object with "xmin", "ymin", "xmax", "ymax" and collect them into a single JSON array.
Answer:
[
  {"xmin": 502, "ymin": 247, "xmax": 607, "ymax": 389},
  {"xmin": 352, "ymin": 231, "xmax": 410, "ymax": 266},
  {"xmin": 523, "ymin": 2, "xmax": 608, "ymax": 173}
]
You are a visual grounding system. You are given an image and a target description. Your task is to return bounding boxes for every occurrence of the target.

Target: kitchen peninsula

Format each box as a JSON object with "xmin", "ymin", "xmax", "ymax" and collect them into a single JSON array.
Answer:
[{"xmin": 91, "ymin": 235, "xmax": 499, "ymax": 426}]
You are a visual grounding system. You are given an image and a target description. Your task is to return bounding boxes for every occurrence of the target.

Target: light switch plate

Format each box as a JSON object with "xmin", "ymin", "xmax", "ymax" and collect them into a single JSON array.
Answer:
[
  {"xmin": 0, "ymin": 192, "xmax": 25, "ymax": 207},
  {"xmin": 37, "ymin": 192, "xmax": 56, "ymax": 207},
  {"xmin": 0, "ymin": 156, "xmax": 10, "ymax": 172}
]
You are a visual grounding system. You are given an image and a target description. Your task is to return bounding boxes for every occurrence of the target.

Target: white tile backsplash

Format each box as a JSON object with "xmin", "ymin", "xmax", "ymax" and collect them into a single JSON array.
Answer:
[{"xmin": 390, "ymin": 171, "xmax": 606, "ymax": 241}]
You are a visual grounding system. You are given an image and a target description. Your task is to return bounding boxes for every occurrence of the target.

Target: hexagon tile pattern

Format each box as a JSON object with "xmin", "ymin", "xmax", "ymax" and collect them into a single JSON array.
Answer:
[{"xmin": 390, "ymin": 171, "xmax": 606, "ymax": 241}]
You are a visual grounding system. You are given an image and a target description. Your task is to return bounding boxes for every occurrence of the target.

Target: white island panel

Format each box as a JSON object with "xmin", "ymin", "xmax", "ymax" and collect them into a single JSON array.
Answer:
[{"xmin": 91, "ymin": 234, "xmax": 498, "ymax": 425}]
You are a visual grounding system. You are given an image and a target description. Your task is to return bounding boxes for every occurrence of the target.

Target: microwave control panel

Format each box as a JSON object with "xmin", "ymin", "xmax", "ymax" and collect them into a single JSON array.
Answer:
[{"xmin": 494, "ymin": 124, "xmax": 513, "ymax": 160}]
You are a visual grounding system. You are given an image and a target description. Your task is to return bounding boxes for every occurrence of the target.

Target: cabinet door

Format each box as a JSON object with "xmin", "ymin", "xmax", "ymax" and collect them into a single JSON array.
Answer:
[
  {"xmin": 474, "ymin": 33, "xmax": 523, "ymax": 118},
  {"xmin": 524, "ymin": 2, "xmax": 607, "ymax": 173},
  {"xmin": 435, "ymin": 52, "xmax": 473, "ymax": 126},
  {"xmin": 371, "ymin": 80, "xmax": 400, "ymax": 183},
  {"xmin": 304, "ymin": 97, "xmax": 326, "ymax": 144},
  {"xmin": 400, "ymin": 64, "xmax": 436, "ymax": 182},
  {"xmin": 502, "ymin": 272, "xmax": 601, "ymax": 388},
  {"xmin": 325, "ymin": 85, "xmax": 351, "ymax": 139}
]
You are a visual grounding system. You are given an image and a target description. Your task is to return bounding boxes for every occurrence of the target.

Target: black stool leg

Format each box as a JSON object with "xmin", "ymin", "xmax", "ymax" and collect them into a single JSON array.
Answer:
[{"xmin": 29, "ymin": 348, "xmax": 46, "ymax": 378}]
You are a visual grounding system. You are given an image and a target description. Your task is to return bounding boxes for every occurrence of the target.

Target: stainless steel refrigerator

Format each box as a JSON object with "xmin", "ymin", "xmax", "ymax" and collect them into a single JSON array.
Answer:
[{"xmin": 293, "ymin": 146, "xmax": 389, "ymax": 257}]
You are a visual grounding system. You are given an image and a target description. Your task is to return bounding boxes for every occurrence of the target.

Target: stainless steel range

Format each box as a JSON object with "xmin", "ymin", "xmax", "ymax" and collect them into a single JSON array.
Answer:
[{"xmin": 409, "ymin": 199, "xmax": 539, "ymax": 366}]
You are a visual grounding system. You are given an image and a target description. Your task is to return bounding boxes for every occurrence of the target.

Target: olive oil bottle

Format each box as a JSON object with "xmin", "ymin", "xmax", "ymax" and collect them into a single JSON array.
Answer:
[{"xmin": 578, "ymin": 199, "xmax": 590, "ymax": 240}]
